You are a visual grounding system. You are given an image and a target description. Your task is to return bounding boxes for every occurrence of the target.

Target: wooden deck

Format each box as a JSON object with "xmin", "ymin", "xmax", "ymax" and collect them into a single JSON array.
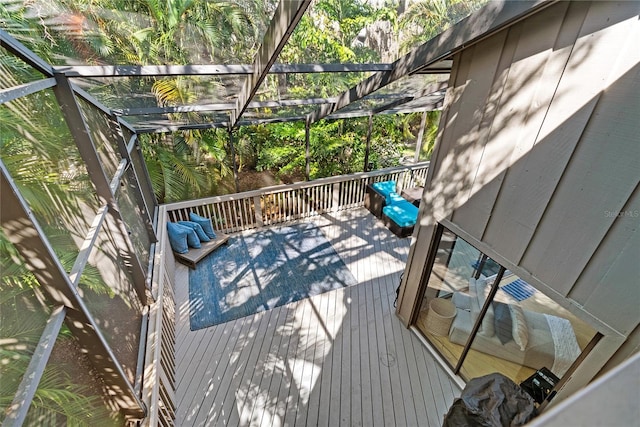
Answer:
[{"xmin": 173, "ymin": 208, "xmax": 461, "ymax": 426}]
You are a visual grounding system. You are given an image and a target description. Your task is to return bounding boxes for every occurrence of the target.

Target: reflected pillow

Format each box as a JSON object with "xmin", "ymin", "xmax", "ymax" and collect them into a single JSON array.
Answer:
[
  {"xmin": 178, "ymin": 220, "xmax": 211, "ymax": 242},
  {"xmin": 473, "ymin": 278, "xmax": 495, "ymax": 337},
  {"xmin": 509, "ymin": 304, "xmax": 529, "ymax": 351},
  {"xmin": 189, "ymin": 212, "xmax": 216, "ymax": 239},
  {"xmin": 167, "ymin": 222, "xmax": 189, "ymax": 254},
  {"xmin": 493, "ymin": 302, "xmax": 513, "ymax": 344}
]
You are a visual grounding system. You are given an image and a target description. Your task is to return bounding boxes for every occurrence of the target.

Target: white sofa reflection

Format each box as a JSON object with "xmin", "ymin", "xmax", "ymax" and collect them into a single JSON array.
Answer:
[{"xmin": 448, "ymin": 278, "xmax": 581, "ymax": 377}]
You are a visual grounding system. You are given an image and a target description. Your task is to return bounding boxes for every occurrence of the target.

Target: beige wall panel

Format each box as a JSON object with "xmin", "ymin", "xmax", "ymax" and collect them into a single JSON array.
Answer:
[
  {"xmin": 449, "ymin": 26, "xmax": 521, "ymax": 238},
  {"xmin": 426, "ymin": 48, "xmax": 475, "ymax": 223},
  {"xmin": 427, "ymin": 35, "xmax": 507, "ymax": 223},
  {"xmin": 482, "ymin": 2, "xmax": 590, "ymax": 257},
  {"xmin": 452, "ymin": 3, "xmax": 572, "ymax": 239},
  {"xmin": 521, "ymin": 35, "xmax": 640, "ymax": 295},
  {"xmin": 568, "ymin": 186, "xmax": 639, "ymax": 335}
]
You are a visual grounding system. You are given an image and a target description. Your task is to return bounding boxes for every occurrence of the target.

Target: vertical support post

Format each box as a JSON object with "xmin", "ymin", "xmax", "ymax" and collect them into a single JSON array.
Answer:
[
  {"xmin": 253, "ymin": 195, "xmax": 264, "ymax": 227},
  {"xmin": 228, "ymin": 127, "xmax": 240, "ymax": 193},
  {"xmin": 107, "ymin": 113, "xmax": 157, "ymax": 243},
  {"xmin": 305, "ymin": 118, "xmax": 311, "ymax": 180},
  {"xmin": 414, "ymin": 110, "xmax": 428, "ymax": 163},
  {"xmin": 364, "ymin": 113, "xmax": 373, "ymax": 172}
]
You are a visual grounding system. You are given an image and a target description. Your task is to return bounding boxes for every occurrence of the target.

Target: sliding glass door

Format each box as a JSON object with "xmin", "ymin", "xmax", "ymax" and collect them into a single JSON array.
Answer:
[{"xmin": 414, "ymin": 225, "xmax": 598, "ymax": 389}]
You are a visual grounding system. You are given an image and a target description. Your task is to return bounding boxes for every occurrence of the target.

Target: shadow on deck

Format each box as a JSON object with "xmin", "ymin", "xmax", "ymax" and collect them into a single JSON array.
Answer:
[{"xmin": 172, "ymin": 208, "xmax": 461, "ymax": 427}]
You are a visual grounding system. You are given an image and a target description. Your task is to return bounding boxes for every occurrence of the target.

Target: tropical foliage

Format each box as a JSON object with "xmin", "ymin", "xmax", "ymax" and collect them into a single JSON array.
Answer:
[{"xmin": 398, "ymin": 0, "xmax": 489, "ymax": 53}]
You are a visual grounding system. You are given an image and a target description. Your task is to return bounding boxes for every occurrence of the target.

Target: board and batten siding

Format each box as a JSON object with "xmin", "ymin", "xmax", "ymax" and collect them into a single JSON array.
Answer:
[{"xmin": 398, "ymin": 0, "xmax": 640, "ymax": 383}]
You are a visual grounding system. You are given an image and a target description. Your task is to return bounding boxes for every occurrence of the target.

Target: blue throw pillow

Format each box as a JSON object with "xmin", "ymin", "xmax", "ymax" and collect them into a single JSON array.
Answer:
[
  {"xmin": 167, "ymin": 222, "xmax": 189, "ymax": 254},
  {"xmin": 178, "ymin": 220, "xmax": 211, "ymax": 242},
  {"xmin": 189, "ymin": 212, "xmax": 216, "ymax": 239},
  {"xmin": 183, "ymin": 225, "xmax": 201, "ymax": 249},
  {"xmin": 170, "ymin": 222, "xmax": 201, "ymax": 251}
]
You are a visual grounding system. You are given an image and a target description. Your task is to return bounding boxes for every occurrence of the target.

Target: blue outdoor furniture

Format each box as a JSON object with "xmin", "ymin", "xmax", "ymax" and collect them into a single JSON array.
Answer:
[
  {"xmin": 364, "ymin": 180, "xmax": 419, "ymax": 237},
  {"xmin": 382, "ymin": 200, "xmax": 419, "ymax": 237}
]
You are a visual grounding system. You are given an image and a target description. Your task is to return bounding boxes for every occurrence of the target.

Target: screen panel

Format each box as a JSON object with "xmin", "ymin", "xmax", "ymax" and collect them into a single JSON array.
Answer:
[
  {"xmin": 77, "ymin": 212, "xmax": 144, "ymax": 384},
  {"xmin": 1, "ymin": 89, "xmax": 100, "ymax": 268}
]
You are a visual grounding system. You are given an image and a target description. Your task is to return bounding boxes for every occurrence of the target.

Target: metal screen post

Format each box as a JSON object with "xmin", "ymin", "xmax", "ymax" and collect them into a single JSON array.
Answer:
[
  {"xmin": 228, "ymin": 127, "xmax": 240, "ymax": 193},
  {"xmin": 414, "ymin": 111, "xmax": 428, "ymax": 163},
  {"xmin": 305, "ymin": 118, "xmax": 311, "ymax": 180},
  {"xmin": 364, "ymin": 113, "xmax": 373, "ymax": 172}
]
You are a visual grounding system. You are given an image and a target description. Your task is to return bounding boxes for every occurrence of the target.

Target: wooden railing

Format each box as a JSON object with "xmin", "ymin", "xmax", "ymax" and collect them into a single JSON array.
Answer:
[
  {"xmin": 164, "ymin": 162, "xmax": 429, "ymax": 233},
  {"xmin": 141, "ymin": 206, "xmax": 177, "ymax": 427},
  {"xmin": 142, "ymin": 162, "xmax": 428, "ymax": 425}
]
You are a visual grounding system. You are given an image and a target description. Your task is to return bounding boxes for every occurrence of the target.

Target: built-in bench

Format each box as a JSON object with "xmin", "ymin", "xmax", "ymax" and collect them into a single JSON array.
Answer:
[{"xmin": 174, "ymin": 232, "xmax": 229, "ymax": 269}]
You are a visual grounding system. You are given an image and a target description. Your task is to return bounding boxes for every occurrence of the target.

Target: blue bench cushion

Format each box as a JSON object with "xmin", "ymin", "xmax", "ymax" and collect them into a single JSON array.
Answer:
[
  {"xmin": 386, "ymin": 191, "xmax": 405, "ymax": 206},
  {"xmin": 371, "ymin": 180, "xmax": 397, "ymax": 198},
  {"xmin": 383, "ymin": 200, "xmax": 419, "ymax": 227}
]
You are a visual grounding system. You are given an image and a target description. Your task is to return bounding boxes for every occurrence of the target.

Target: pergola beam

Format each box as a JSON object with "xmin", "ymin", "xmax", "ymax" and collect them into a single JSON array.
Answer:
[
  {"xmin": 0, "ymin": 78, "xmax": 56, "ymax": 105},
  {"xmin": 309, "ymin": 0, "xmax": 552, "ymax": 123},
  {"xmin": 372, "ymin": 96, "xmax": 414, "ymax": 114},
  {"xmin": 117, "ymin": 103, "xmax": 234, "ymax": 116},
  {"xmin": 130, "ymin": 103, "xmax": 444, "ymax": 133},
  {"xmin": 231, "ymin": 0, "xmax": 313, "ymax": 127},
  {"xmin": 53, "ymin": 62, "xmax": 396, "ymax": 77},
  {"xmin": 135, "ymin": 122, "xmax": 229, "ymax": 134},
  {"xmin": 116, "ymin": 93, "xmax": 421, "ymax": 118},
  {"xmin": 115, "ymin": 97, "xmax": 338, "ymax": 117},
  {"xmin": 0, "ymin": 29, "xmax": 54, "ymax": 76}
]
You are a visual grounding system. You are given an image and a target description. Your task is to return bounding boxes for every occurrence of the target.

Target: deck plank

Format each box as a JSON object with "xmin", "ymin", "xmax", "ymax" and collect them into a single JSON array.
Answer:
[
  {"xmin": 228, "ymin": 307, "xmax": 277, "ymax": 427},
  {"xmin": 316, "ymin": 280, "xmax": 338, "ymax": 427},
  {"xmin": 174, "ymin": 208, "xmax": 461, "ymax": 426},
  {"xmin": 245, "ymin": 298, "xmax": 287, "ymax": 426}
]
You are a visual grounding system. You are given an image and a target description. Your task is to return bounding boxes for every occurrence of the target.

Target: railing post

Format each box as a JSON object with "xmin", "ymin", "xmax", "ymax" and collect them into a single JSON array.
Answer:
[
  {"xmin": 332, "ymin": 182, "xmax": 340, "ymax": 212},
  {"xmin": 253, "ymin": 195, "xmax": 264, "ymax": 227}
]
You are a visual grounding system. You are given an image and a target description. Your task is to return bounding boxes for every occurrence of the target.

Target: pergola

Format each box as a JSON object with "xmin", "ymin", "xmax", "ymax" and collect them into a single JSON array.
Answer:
[{"xmin": 1, "ymin": 1, "xmax": 547, "ymax": 185}]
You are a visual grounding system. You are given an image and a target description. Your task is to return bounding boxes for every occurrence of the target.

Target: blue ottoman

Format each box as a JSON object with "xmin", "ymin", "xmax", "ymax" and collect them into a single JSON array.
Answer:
[{"xmin": 382, "ymin": 200, "xmax": 418, "ymax": 237}]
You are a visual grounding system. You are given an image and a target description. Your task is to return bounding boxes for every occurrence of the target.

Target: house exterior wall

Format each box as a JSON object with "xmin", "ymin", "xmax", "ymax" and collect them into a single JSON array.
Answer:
[{"xmin": 398, "ymin": 0, "xmax": 640, "ymax": 383}]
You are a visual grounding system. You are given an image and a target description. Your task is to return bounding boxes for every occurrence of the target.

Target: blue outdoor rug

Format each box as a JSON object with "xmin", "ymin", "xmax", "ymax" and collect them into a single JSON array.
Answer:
[
  {"xmin": 188, "ymin": 223, "xmax": 357, "ymax": 330},
  {"xmin": 501, "ymin": 278, "xmax": 537, "ymax": 302}
]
